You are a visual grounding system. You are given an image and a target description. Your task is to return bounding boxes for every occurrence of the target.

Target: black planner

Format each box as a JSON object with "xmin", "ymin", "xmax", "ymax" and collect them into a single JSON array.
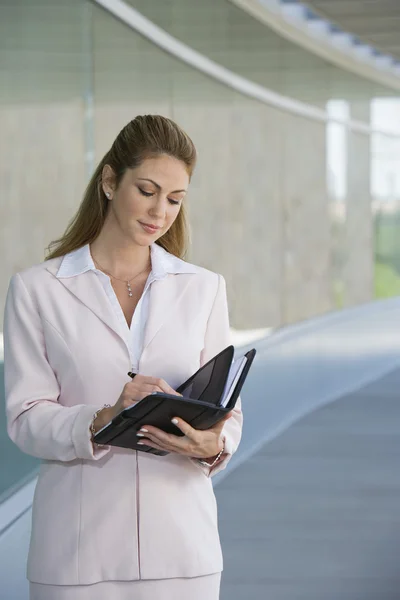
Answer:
[{"xmin": 93, "ymin": 345, "xmax": 256, "ymax": 455}]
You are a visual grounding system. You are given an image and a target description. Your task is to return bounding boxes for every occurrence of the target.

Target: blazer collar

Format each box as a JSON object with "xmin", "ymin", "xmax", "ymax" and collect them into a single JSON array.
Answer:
[{"xmin": 45, "ymin": 244, "xmax": 199, "ymax": 350}]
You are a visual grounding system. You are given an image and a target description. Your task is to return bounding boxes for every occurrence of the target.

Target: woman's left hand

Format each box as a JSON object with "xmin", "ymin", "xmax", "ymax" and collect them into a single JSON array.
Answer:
[{"xmin": 136, "ymin": 412, "xmax": 233, "ymax": 459}]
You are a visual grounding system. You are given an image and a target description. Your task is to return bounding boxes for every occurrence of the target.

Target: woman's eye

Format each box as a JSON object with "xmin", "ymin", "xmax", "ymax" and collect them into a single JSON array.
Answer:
[
  {"xmin": 139, "ymin": 187, "xmax": 180, "ymax": 205},
  {"xmin": 138, "ymin": 188, "xmax": 153, "ymax": 197}
]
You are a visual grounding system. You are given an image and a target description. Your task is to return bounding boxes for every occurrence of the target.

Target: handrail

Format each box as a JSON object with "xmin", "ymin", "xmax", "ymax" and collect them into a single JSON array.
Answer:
[
  {"xmin": 92, "ymin": 0, "xmax": 400, "ymax": 139},
  {"xmin": 0, "ymin": 474, "xmax": 38, "ymax": 539}
]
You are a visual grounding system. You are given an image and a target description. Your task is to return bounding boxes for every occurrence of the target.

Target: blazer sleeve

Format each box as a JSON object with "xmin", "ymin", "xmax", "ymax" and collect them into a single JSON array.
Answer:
[
  {"xmin": 191, "ymin": 273, "xmax": 243, "ymax": 477},
  {"xmin": 3, "ymin": 273, "xmax": 110, "ymax": 462}
]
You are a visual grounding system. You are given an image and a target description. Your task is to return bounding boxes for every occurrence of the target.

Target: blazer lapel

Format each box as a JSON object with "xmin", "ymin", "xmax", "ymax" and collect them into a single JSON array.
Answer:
[
  {"xmin": 45, "ymin": 261, "xmax": 125, "ymax": 342},
  {"xmin": 142, "ymin": 274, "xmax": 193, "ymax": 351}
]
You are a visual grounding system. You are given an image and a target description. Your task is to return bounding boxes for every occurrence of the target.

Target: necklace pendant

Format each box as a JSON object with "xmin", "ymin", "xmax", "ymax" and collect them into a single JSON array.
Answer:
[{"xmin": 127, "ymin": 282, "xmax": 133, "ymax": 298}]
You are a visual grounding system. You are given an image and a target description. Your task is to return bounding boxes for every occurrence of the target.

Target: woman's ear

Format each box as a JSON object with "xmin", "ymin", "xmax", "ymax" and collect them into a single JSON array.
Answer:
[{"xmin": 101, "ymin": 164, "xmax": 116, "ymax": 198}]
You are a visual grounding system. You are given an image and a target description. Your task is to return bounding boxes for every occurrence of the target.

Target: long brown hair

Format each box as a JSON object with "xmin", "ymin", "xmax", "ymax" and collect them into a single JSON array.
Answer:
[{"xmin": 46, "ymin": 115, "xmax": 197, "ymax": 260}]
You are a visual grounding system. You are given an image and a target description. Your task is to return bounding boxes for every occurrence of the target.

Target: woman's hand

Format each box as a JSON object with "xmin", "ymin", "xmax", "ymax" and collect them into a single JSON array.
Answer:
[
  {"xmin": 136, "ymin": 412, "xmax": 233, "ymax": 459},
  {"xmin": 93, "ymin": 375, "xmax": 180, "ymax": 433}
]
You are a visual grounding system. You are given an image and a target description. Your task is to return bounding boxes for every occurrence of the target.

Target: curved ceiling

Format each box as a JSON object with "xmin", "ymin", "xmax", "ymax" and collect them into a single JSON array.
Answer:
[
  {"xmin": 119, "ymin": 0, "xmax": 400, "ymax": 100},
  {"xmin": 303, "ymin": 0, "xmax": 400, "ymax": 62},
  {"xmin": 230, "ymin": 0, "xmax": 400, "ymax": 92}
]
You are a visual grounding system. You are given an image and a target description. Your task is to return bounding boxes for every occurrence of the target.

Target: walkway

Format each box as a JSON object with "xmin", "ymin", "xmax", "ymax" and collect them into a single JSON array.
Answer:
[{"xmin": 217, "ymin": 366, "xmax": 400, "ymax": 599}]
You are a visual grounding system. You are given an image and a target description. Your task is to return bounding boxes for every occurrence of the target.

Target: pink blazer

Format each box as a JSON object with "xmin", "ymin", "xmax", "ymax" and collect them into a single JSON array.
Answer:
[{"xmin": 3, "ymin": 255, "xmax": 242, "ymax": 586}]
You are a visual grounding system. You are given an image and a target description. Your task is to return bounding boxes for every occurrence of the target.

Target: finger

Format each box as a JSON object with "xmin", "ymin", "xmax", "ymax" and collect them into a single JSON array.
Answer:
[
  {"xmin": 138, "ymin": 427, "xmax": 189, "ymax": 451},
  {"xmin": 157, "ymin": 380, "xmax": 181, "ymax": 396},
  {"xmin": 143, "ymin": 385, "xmax": 165, "ymax": 397},
  {"xmin": 138, "ymin": 378, "xmax": 180, "ymax": 397},
  {"xmin": 144, "ymin": 377, "xmax": 179, "ymax": 397},
  {"xmin": 138, "ymin": 438, "xmax": 192, "ymax": 456},
  {"xmin": 138, "ymin": 433, "xmax": 190, "ymax": 454},
  {"xmin": 125, "ymin": 381, "xmax": 162, "ymax": 397},
  {"xmin": 128, "ymin": 385, "xmax": 165, "ymax": 402},
  {"xmin": 137, "ymin": 438, "xmax": 169, "ymax": 452},
  {"xmin": 170, "ymin": 417, "xmax": 198, "ymax": 440}
]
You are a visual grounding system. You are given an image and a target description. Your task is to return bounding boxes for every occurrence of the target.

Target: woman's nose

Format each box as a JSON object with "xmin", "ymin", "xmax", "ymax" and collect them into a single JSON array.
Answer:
[{"xmin": 149, "ymin": 196, "xmax": 167, "ymax": 218}]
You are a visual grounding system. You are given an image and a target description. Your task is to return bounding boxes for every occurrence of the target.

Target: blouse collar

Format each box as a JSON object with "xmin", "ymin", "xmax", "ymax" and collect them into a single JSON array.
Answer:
[{"xmin": 56, "ymin": 242, "xmax": 199, "ymax": 280}]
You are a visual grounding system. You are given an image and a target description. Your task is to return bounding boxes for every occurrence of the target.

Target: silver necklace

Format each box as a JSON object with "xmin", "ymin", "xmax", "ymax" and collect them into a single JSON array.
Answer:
[{"xmin": 92, "ymin": 255, "xmax": 151, "ymax": 298}]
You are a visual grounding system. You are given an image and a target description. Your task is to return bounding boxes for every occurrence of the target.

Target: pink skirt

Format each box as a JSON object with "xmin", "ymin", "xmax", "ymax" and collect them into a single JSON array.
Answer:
[{"xmin": 29, "ymin": 573, "xmax": 221, "ymax": 600}]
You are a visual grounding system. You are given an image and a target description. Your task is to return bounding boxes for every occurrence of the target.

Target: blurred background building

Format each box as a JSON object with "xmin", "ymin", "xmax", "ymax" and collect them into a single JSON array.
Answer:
[
  {"xmin": 1, "ymin": 0, "xmax": 400, "ymax": 331},
  {"xmin": 1, "ymin": 1, "xmax": 400, "ymax": 598}
]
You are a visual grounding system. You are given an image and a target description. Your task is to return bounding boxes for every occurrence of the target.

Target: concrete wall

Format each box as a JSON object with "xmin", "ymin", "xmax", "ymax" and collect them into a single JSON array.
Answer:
[{"xmin": 0, "ymin": 0, "xmax": 384, "ymax": 329}]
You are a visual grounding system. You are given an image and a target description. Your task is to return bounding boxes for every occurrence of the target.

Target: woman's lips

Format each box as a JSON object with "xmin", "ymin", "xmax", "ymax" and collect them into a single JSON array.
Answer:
[{"xmin": 139, "ymin": 222, "xmax": 160, "ymax": 234}]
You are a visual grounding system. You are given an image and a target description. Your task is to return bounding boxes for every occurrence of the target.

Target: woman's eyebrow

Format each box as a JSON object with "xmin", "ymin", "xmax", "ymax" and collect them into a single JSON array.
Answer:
[{"xmin": 137, "ymin": 178, "xmax": 187, "ymax": 194}]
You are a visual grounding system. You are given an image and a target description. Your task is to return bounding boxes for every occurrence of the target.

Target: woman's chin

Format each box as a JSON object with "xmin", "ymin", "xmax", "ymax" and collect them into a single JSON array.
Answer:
[{"xmin": 130, "ymin": 232, "xmax": 157, "ymax": 247}]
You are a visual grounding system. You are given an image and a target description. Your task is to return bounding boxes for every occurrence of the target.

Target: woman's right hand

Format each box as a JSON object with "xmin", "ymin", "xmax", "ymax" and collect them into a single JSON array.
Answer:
[
  {"xmin": 93, "ymin": 375, "xmax": 180, "ymax": 434},
  {"xmin": 111, "ymin": 375, "xmax": 180, "ymax": 419}
]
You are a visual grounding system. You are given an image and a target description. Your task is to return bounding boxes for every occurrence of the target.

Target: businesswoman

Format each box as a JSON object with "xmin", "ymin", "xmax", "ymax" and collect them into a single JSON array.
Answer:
[{"xmin": 4, "ymin": 115, "xmax": 242, "ymax": 599}]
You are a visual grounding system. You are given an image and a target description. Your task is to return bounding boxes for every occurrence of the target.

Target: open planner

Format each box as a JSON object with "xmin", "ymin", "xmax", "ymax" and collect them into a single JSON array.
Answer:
[{"xmin": 93, "ymin": 345, "xmax": 256, "ymax": 455}]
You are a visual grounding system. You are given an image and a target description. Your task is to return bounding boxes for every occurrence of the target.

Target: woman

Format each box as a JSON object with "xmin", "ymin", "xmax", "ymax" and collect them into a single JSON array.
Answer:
[{"xmin": 4, "ymin": 115, "xmax": 242, "ymax": 600}]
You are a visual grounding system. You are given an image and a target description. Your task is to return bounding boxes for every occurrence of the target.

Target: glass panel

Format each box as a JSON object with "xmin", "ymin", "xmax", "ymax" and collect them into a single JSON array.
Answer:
[
  {"xmin": 372, "ymin": 99, "xmax": 400, "ymax": 299},
  {"xmin": 0, "ymin": 362, "xmax": 38, "ymax": 500},
  {"xmin": 326, "ymin": 100, "xmax": 349, "ymax": 308}
]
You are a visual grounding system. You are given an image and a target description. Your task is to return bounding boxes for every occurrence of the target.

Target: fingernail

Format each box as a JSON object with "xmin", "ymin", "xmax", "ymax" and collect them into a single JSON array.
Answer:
[
  {"xmin": 140, "ymin": 428, "xmax": 148, "ymax": 433},
  {"xmin": 137, "ymin": 441, "xmax": 144, "ymax": 445},
  {"xmin": 137, "ymin": 433, "xmax": 145, "ymax": 437},
  {"xmin": 171, "ymin": 418, "xmax": 179, "ymax": 424}
]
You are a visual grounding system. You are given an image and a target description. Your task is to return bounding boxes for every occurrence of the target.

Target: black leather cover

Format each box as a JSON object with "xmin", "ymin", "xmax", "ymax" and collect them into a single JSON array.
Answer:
[{"xmin": 93, "ymin": 346, "xmax": 256, "ymax": 455}]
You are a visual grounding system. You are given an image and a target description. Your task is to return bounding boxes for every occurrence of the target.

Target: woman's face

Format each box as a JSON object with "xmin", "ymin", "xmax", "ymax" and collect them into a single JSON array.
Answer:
[{"xmin": 102, "ymin": 154, "xmax": 189, "ymax": 245}]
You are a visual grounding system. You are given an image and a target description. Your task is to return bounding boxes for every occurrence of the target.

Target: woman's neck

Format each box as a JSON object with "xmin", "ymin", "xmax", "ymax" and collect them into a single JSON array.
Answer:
[{"xmin": 90, "ymin": 229, "xmax": 151, "ymax": 280}]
